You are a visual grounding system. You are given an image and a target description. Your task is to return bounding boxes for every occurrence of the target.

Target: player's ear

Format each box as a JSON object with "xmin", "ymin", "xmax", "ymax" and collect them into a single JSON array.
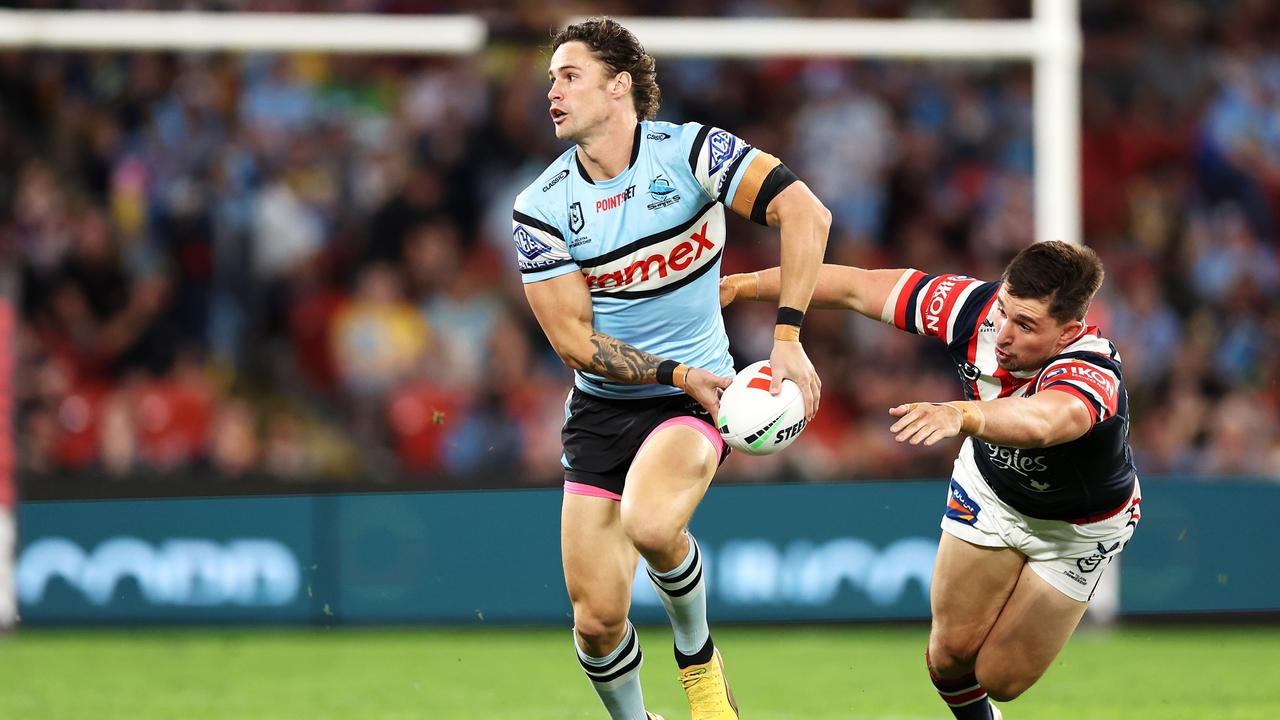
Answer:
[
  {"xmin": 1058, "ymin": 318, "xmax": 1083, "ymax": 346},
  {"xmin": 611, "ymin": 72, "xmax": 632, "ymax": 97}
]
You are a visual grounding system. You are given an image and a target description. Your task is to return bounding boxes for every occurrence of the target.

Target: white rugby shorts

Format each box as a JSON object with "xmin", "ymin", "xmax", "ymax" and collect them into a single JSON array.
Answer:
[{"xmin": 941, "ymin": 439, "xmax": 1141, "ymax": 602}]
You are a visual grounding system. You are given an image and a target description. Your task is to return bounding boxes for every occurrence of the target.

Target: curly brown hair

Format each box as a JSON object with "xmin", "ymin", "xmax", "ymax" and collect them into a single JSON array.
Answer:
[{"xmin": 551, "ymin": 17, "xmax": 660, "ymax": 121}]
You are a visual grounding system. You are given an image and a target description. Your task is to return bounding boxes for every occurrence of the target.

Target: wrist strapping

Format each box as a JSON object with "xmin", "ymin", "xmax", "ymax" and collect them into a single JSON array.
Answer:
[
  {"xmin": 775, "ymin": 306, "xmax": 804, "ymax": 342},
  {"xmin": 657, "ymin": 360, "xmax": 690, "ymax": 389},
  {"xmin": 942, "ymin": 401, "xmax": 986, "ymax": 436}
]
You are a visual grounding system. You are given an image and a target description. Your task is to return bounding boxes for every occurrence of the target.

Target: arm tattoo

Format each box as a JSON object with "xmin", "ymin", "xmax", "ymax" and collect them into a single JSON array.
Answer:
[{"xmin": 587, "ymin": 331, "xmax": 665, "ymax": 384}]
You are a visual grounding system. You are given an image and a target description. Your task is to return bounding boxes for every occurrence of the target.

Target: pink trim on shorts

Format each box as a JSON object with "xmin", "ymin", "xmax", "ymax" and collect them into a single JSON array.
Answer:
[
  {"xmin": 563, "ymin": 481, "xmax": 623, "ymax": 501},
  {"xmin": 639, "ymin": 416, "xmax": 725, "ymax": 457}
]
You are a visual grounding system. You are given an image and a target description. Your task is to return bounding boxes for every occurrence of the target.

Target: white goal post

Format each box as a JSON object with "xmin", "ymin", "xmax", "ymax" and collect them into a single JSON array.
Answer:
[{"xmin": 0, "ymin": 2, "xmax": 1080, "ymax": 246}]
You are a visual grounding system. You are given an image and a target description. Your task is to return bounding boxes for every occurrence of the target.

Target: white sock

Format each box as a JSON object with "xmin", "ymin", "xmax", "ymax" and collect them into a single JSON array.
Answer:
[
  {"xmin": 647, "ymin": 532, "xmax": 710, "ymax": 657},
  {"xmin": 575, "ymin": 621, "xmax": 648, "ymax": 720}
]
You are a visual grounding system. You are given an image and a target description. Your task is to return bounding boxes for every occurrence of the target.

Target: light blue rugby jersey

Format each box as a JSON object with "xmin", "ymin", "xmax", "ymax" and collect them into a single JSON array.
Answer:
[{"xmin": 513, "ymin": 120, "xmax": 764, "ymax": 400}]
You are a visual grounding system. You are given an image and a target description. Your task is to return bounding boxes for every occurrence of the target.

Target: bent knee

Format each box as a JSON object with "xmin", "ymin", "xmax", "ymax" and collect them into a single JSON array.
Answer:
[
  {"xmin": 975, "ymin": 661, "xmax": 1036, "ymax": 702},
  {"xmin": 572, "ymin": 603, "xmax": 629, "ymax": 648},
  {"xmin": 619, "ymin": 511, "xmax": 684, "ymax": 558},
  {"xmin": 928, "ymin": 633, "xmax": 981, "ymax": 675}
]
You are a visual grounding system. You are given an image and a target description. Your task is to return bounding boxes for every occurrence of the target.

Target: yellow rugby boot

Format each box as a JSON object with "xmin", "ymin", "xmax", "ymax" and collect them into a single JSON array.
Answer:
[{"xmin": 678, "ymin": 647, "xmax": 738, "ymax": 719}]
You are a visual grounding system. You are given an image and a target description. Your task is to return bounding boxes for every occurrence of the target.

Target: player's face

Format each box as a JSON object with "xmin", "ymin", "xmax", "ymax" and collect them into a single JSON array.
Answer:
[
  {"xmin": 547, "ymin": 42, "xmax": 615, "ymax": 142},
  {"xmin": 993, "ymin": 288, "xmax": 1083, "ymax": 372}
]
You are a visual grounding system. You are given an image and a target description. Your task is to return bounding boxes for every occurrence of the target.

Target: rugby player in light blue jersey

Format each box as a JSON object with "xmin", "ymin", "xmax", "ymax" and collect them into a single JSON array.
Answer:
[{"xmin": 512, "ymin": 17, "xmax": 829, "ymax": 720}]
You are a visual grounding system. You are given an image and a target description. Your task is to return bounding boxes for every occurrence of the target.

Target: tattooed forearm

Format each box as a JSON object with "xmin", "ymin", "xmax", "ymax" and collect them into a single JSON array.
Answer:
[{"xmin": 587, "ymin": 331, "xmax": 665, "ymax": 384}]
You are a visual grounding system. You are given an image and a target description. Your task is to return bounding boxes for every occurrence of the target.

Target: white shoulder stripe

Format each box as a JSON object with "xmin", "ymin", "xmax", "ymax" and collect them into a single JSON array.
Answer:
[{"xmin": 880, "ymin": 270, "xmax": 916, "ymax": 324}]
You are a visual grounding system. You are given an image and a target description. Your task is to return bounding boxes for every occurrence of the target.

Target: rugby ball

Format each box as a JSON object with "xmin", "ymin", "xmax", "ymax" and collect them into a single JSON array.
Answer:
[{"xmin": 717, "ymin": 360, "xmax": 809, "ymax": 456}]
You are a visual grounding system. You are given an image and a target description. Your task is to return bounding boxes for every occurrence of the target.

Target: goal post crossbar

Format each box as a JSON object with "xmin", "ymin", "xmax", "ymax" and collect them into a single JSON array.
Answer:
[{"xmin": 0, "ymin": 2, "xmax": 1079, "ymax": 246}]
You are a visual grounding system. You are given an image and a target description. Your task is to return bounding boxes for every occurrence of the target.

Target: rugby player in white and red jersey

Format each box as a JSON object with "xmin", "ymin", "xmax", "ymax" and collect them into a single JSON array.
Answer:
[{"xmin": 721, "ymin": 241, "xmax": 1140, "ymax": 720}]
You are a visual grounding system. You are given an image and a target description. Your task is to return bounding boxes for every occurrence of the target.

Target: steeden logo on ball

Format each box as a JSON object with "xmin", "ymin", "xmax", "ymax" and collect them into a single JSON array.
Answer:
[{"xmin": 717, "ymin": 361, "xmax": 810, "ymax": 456}]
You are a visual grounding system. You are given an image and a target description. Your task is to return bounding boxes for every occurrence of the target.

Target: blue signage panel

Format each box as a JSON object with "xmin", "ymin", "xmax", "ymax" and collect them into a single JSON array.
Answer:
[
  {"xmin": 16, "ymin": 496, "xmax": 319, "ymax": 623},
  {"xmin": 15, "ymin": 479, "xmax": 1279, "ymax": 625}
]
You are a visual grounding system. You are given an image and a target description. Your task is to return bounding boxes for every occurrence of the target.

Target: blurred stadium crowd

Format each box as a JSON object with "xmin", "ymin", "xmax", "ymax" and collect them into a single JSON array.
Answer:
[{"xmin": 3, "ymin": 0, "xmax": 1278, "ymax": 491}]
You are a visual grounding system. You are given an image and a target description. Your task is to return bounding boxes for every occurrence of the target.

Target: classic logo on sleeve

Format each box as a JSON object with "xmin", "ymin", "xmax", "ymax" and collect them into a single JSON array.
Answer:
[{"xmin": 541, "ymin": 169, "xmax": 569, "ymax": 192}]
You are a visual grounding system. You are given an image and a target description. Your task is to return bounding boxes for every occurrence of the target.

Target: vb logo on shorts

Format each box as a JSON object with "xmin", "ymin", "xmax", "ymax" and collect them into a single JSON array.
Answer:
[{"xmin": 946, "ymin": 479, "xmax": 981, "ymax": 526}]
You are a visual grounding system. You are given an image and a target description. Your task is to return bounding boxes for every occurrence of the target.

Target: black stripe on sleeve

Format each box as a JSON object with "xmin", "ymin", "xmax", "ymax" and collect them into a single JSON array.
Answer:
[
  {"xmin": 749, "ymin": 163, "xmax": 800, "ymax": 226},
  {"xmin": 687, "ymin": 124, "xmax": 711, "ymax": 174},
  {"xmin": 1045, "ymin": 380, "xmax": 1105, "ymax": 419},
  {"xmin": 513, "ymin": 210, "xmax": 564, "ymax": 240},
  {"xmin": 902, "ymin": 274, "xmax": 937, "ymax": 335},
  {"xmin": 519, "ymin": 258, "xmax": 576, "ymax": 275}
]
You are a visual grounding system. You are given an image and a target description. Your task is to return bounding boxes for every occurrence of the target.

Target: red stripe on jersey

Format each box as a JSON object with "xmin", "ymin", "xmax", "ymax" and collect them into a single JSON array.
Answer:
[
  {"xmin": 893, "ymin": 270, "xmax": 927, "ymax": 331},
  {"xmin": 994, "ymin": 366, "xmax": 1033, "ymax": 398},
  {"xmin": 965, "ymin": 288, "xmax": 1001, "ymax": 399},
  {"xmin": 1043, "ymin": 360, "xmax": 1118, "ymax": 417},
  {"xmin": 923, "ymin": 275, "xmax": 974, "ymax": 342},
  {"xmin": 1043, "ymin": 383, "xmax": 1100, "ymax": 425}
]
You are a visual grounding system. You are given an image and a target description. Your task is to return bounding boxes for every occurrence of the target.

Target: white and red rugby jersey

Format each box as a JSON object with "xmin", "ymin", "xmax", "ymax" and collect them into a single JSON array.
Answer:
[{"xmin": 882, "ymin": 271, "xmax": 1137, "ymax": 521}]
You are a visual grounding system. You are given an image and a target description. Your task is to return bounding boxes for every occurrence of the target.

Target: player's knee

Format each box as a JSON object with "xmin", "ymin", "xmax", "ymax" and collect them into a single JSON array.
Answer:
[
  {"xmin": 977, "ymin": 672, "xmax": 1031, "ymax": 703},
  {"xmin": 928, "ymin": 633, "xmax": 979, "ymax": 675},
  {"xmin": 572, "ymin": 603, "xmax": 628, "ymax": 651},
  {"xmin": 619, "ymin": 507, "xmax": 682, "ymax": 559},
  {"xmin": 974, "ymin": 658, "xmax": 1035, "ymax": 702}
]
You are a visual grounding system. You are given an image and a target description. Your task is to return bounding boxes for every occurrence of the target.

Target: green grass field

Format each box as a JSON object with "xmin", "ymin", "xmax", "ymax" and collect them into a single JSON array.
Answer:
[{"xmin": 4, "ymin": 624, "xmax": 1278, "ymax": 719}]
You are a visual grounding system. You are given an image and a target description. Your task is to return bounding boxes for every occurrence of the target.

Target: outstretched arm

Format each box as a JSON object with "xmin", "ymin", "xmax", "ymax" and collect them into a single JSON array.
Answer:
[
  {"xmin": 887, "ymin": 389, "xmax": 1094, "ymax": 450},
  {"xmin": 524, "ymin": 272, "xmax": 731, "ymax": 415},
  {"xmin": 722, "ymin": 264, "xmax": 915, "ymax": 322}
]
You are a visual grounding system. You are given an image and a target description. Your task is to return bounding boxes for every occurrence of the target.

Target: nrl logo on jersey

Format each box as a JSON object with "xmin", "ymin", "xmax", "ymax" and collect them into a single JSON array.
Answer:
[{"xmin": 569, "ymin": 202, "xmax": 585, "ymax": 233}]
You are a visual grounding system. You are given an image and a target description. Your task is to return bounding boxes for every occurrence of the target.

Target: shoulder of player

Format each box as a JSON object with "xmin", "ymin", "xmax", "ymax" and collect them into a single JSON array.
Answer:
[
  {"xmin": 1036, "ymin": 343, "xmax": 1123, "ymax": 388},
  {"xmin": 514, "ymin": 148, "xmax": 578, "ymax": 210}
]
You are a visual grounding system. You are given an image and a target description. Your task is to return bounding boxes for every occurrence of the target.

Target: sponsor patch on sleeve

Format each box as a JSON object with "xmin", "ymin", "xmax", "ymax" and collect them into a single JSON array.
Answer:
[{"xmin": 1038, "ymin": 359, "xmax": 1120, "ymax": 422}]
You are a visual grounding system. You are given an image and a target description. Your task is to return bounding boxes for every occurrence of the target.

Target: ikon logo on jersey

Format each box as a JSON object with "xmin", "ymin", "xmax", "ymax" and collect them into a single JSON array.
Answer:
[
  {"xmin": 1067, "ymin": 364, "xmax": 1116, "ymax": 399},
  {"xmin": 922, "ymin": 275, "xmax": 966, "ymax": 336},
  {"xmin": 581, "ymin": 212, "xmax": 723, "ymax": 294}
]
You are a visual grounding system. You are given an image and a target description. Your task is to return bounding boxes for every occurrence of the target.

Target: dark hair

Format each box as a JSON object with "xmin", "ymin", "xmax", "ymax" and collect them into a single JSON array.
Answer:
[
  {"xmin": 1002, "ymin": 241, "xmax": 1105, "ymax": 323},
  {"xmin": 551, "ymin": 17, "xmax": 660, "ymax": 121}
]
